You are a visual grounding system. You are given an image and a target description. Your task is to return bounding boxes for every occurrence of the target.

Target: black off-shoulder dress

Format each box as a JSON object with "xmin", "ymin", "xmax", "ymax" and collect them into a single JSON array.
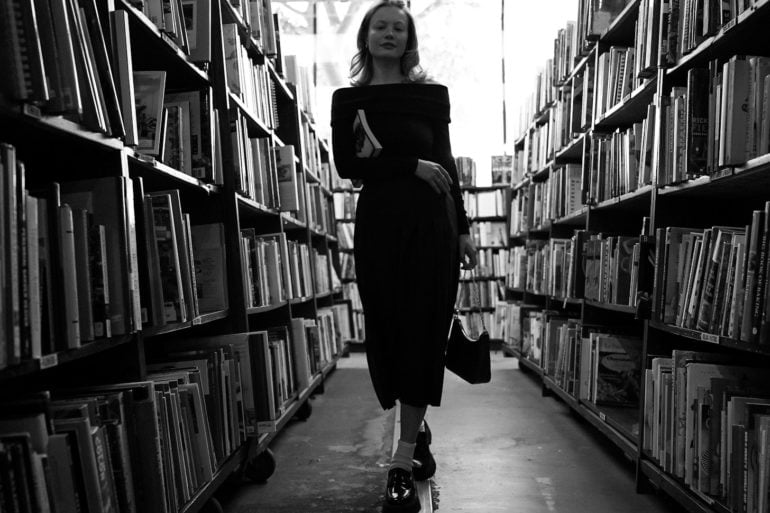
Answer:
[{"xmin": 330, "ymin": 83, "xmax": 470, "ymax": 410}]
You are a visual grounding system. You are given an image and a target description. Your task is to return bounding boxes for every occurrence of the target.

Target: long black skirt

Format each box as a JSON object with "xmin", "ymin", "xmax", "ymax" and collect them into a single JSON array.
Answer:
[{"xmin": 354, "ymin": 184, "xmax": 460, "ymax": 410}]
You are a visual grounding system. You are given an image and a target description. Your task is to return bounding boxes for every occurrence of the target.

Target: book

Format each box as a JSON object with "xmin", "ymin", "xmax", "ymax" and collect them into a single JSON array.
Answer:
[
  {"xmin": 352, "ymin": 109, "xmax": 382, "ymax": 159},
  {"xmin": 133, "ymin": 70, "xmax": 167, "ymax": 156}
]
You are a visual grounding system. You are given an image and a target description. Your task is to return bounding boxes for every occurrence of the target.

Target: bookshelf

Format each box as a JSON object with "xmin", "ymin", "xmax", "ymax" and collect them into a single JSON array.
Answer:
[
  {"xmin": 0, "ymin": 0, "xmax": 349, "ymax": 511},
  {"xmin": 331, "ymin": 178, "xmax": 365, "ymax": 348},
  {"xmin": 456, "ymin": 158, "xmax": 511, "ymax": 341},
  {"xmin": 505, "ymin": 0, "xmax": 770, "ymax": 512}
]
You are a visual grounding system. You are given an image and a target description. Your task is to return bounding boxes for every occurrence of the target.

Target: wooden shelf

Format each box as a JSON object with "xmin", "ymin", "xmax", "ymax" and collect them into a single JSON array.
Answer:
[
  {"xmin": 267, "ymin": 60, "xmax": 295, "ymax": 102},
  {"xmin": 593, "ymin": 77, "xmax": 657, "ymax": 131},
  {"xmin": 246, "ymin": 301, "xmax": 288, "ymax": 315},
  {"xmin": 553, "ymin": 205, "xmax": 588, "ymax": 226},
  {"xmin": 126, "ymin": 149, "xmax": 220, "ymax": 194},
  {"xmin": 255, "ymin": 355, "xmax": 341, "ymax": 453},
  {"xmin": 461, "ymin": 184, "xmax": 510, "ymax": 192},
  {"xmin": 584, "ymin": 299, "xmax": 637, "ymax": 315},
  {"xmin": 592, "ymin": 184, "xmax": 653, "ymax": 214},
  {"xmin": 281, "ymin": 213, "xmax": 307, "ymax": 230},
  {"xmin": 517, "ymin": 355, "xmax": 543, "ymax": 376},
  {"xmin": 554, "ymin": 133, "xmax": 585, "ymax": 164},
  {"xmin": 543, "ymin": 375, "xmax": 579, "ymax": 410},
  {"xmin": 468, "ymin": 215, "xmax": 507, "ymax": 222},
  {"xmin": 179, "ymin": 441, "xmax": 251, "ymax": 513},
  {"xmin": 236, "ymin": 195, "xmax": 280, "ymax": 218},
  {"xmin": 648, "ymin": 320, "xmax": 770, "ymax": 356},
  {"xmin": 0, "ymin": 103, "xmax": 124, "ymax": 152},
  {"xmin": 666, "ymin": 0, "xmax": 770, "ymax": 82},
  {"xmin": 192, "ymin": 310, "xmax": 230, "ymax": 326},
  {"xmin": 229, "ymin": 92, "xmax": 272, "ymax": 137},
  {"xmin": 658, "ymin": 153, "xmax": 770, "ymax": 200},
  {"xmin": 639, "ymin": 459, "xmax": 729, "ymax": 513},
  {"xmin": 0, "ymin": 335, "xmax": 135, "ymax": 383},
  {"xmin": 598, "ymin": 0, "xmax": 641, "ymax": 46},
  {"xmin": 116, "ymin": 0, "xmax": 210, "ymax": 87}
]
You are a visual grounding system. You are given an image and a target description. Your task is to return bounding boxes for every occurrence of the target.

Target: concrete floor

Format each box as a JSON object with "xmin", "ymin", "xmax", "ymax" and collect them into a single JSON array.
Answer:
[{"xmin": 221, "ymin": 351, "xmax": 687, "ymax": 513}]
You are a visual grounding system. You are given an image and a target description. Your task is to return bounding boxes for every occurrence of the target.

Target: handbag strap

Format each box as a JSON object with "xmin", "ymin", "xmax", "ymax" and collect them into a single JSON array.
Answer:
[{"xmin": 468, "ymin": 268, "xmax": 487, "ymax": 332}]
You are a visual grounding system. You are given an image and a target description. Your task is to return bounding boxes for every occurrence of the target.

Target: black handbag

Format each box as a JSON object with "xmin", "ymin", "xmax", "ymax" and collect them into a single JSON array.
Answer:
[{"xmin": 445, "ymin": 269, "xmax": 491, "ymax": 384}]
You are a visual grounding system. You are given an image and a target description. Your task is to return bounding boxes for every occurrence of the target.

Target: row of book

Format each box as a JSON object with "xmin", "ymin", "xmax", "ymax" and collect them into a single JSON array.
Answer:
[
  {"xmin": 553, "ymin": 21, "xmax": 579, "ymax": 85},
  {"xmin": 306, "ymin": 183, "xmax": 334, "ymax": 236},
  {"xmin": 507, "ymin": 230, "xmax": 649, "ymax": 307},
  {"xmin": 339, "ymin": 252, "xmax": 356, "ymax": 282},
  {"xmin": 456, "ymin": 279, "xmax": 504, "ymax": 310},
  {"xmin": 504, "ymin": 304, "xmax": 643, "ymax": 409},
  {"xmin": 491, "ymin": 155, "xmax": 516, "ymax": 185},
  {"xmin": 223, "ymin": 23, "xmax": 277, "ymax": 130},
  {"xmin": 1, "ymin": 147, "xmax": 145, "ymax": 365},
  {"xmin": 522, "ymin": 119, "xmax": 552, "ymax": 175},
  {"xmin": 576, "ymin": 0, "xmax": 631, "ymax": 53},
  {"xmin": 131, "ymin": 70, "xmax": 219, "ymax": 183},
  {"xmin": 665, "ymin": 0, "xmax": 760, "ymax": 64},
  {"xmin": 471, "ymin": 248, "xmax": 510, "ymax": 279},
  {"xmin": 226, "ymin": 0, "xmax": 278, "ymax": 57},
  {"xmin": 583, "ymin": 233, "xmax": 642, "ymax": 306},
  {"xmin": 509, "ymin": 164, "xmax": 584, "ymax": 237},
  {"xmin": 663, "ymin": 56, "xmax": 770, "ymax": 186},
  {"xmin": 1, "ymin": 0, "xmax": 131, "ymax": 137},
  {"xmin": 455, "ymin": 156, "xmax": 477, "ymax": 188},
  {"xmin": 468, "ymin": 221, "xmax": 507, "ymax": 248},
  {"xmin": 337, "ymin": 223, "xmax": 354, "ymax": 251},
  {"xmin": 333, "ymin": 191, "xmax": 358, "ymax": 221},
  {"xmin": 507, "ymin": 243, "xmax": 547, "ymax": 295},
  {"xmin": 239, "ymin": 231, "xmax": 330, "ymax": 308},
  {"xmin": 0, "ymin": 336, "xmax": 246, "ymax": 513},
  {"xmin": 140, "ymin": 190, "xmax": 228, "ymax": 327},
  {"xmin": 652, "ymin": 208, "xmax": 770, "ymax": 346},
  {"xmin": 463, "ymin": 189, "xmax": 508, "ymax": 218},
  {"xmin": 643, "ymin": 350, "xmax": 770, "ymax": 512},
  {"xmin": 584, "ymin": 110, "xmax": 655, "ymax": 202},
  {"xmin": 593, "ymin": 46, "xmax": 647, "ymax": 120}
]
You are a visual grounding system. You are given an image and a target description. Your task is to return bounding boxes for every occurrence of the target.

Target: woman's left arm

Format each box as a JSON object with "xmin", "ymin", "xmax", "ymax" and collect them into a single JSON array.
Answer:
[{"xmin": 433, "ymin": 119, "xmax": 477, "ymax": 270}]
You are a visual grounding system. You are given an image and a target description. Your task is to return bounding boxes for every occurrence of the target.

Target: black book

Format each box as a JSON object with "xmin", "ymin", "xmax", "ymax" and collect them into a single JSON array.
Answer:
[{"xmin": 685, "ymin": 67, "xmax": 709, "ymax": 177}]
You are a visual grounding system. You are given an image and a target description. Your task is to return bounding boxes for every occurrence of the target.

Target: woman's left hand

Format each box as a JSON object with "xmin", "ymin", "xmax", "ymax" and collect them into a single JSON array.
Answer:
[{"xmin": 459, "ymin": 234, "xmax": 477, "ymax": 270}]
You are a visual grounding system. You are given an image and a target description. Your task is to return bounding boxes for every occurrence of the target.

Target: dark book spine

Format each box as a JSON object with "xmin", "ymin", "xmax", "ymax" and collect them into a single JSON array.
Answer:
[
  {"xmin": 750, "ymin": 202, "xmax": 770, "ymax": 344},
  {"xmin": 741, "ymin": 210, "xmax": 764, "ymax": 342},
  {"xmin": 92, "ymin": 427, "xmax": 119, "ymax": 513},
  {"xmin": 17, "ymin": 162, "xmax": 30, "ymax": 360},
  {"xmin": 686, "ymin": 67, "xmax": 710, "ymax": 176},
  {"xmin": 652, "ymin": 228, "xmax": 666, "ymax": 321}
]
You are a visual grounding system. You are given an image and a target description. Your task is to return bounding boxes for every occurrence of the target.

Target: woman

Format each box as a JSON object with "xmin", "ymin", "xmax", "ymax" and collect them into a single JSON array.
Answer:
[{"xmin": 331, "ymin": 1, "xmax": 477, "ymax": 511}]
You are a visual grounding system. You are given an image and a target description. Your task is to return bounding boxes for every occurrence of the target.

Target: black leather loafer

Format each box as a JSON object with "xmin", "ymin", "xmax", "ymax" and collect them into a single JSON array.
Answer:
[
  {"xmin": 382, "ymin": 468, "xmax": 421, "ymax": 512},
  {"xmin": 413, "ymin": 421, "xmax": 435, "ymax": 481}
]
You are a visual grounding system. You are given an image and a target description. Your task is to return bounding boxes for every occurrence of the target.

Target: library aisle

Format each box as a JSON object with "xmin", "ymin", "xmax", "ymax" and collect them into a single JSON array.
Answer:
[{"xmin": 221, "ymin": 351, "xmax": 687, "ymax": 513}]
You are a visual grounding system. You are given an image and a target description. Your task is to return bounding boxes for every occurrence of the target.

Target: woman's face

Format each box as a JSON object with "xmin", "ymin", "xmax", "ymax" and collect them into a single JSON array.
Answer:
[{"xmin": 366, "ymin": 6, "xmax": 409, "ymax": 61}]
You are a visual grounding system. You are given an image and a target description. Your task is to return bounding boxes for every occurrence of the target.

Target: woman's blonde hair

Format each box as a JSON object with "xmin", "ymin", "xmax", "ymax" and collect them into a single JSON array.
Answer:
[{"xmin": 350, "ymin": 0, "xmax": 427, "ymax": 86}]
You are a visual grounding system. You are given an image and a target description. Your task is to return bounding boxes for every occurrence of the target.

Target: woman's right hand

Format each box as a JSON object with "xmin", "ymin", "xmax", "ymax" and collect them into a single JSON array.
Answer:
[{"xmin": 414, "ymin": 159, "xmax": 453, "ymax": 195}]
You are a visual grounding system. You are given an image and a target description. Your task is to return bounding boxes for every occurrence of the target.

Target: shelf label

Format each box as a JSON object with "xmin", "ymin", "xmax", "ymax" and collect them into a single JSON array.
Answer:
[
  {"xmin": 701, "ymin": 333, "xmax": 719, "ymax": 344},
  {"xmin": 39, "ymin": 353, "xmax": 58, "ymax": 369},
  {"xmin": 22, "ymin": 103, "xmax": 42, "ymax": 118},
  {"xmin": 135, "ymin": 152, "xmax": 155, "ymax": 165},
  {"xmin": 722, "ymin": 18, "xmax": 737, "ymax": 32},
  {"xmin": 599, "ymin": 412, "xmax": 607, "ymax": 422}
]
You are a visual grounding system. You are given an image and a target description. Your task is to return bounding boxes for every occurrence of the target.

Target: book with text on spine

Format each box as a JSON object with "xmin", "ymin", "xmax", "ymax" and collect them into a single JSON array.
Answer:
[{"xmin": 353, "ymin": 109, "xmax": 382, "ymax": 158}]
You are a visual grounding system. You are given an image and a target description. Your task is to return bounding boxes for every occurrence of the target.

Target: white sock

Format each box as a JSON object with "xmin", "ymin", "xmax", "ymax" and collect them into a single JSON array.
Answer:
[{"xmin": 389, "ymin": 440, "xmax": 416, "ymax": 472}]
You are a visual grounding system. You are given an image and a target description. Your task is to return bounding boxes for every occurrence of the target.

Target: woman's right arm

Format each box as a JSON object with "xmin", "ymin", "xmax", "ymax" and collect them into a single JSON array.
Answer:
[{"xmin": 331, "ymin": 101, "xmax": 419, "ymax": 181}]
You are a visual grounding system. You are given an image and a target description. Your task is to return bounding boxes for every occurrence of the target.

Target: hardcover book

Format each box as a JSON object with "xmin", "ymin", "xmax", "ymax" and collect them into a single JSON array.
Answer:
[{"xmin": 352, "ymin": 109, "xmax": 382, "ymax": 159}]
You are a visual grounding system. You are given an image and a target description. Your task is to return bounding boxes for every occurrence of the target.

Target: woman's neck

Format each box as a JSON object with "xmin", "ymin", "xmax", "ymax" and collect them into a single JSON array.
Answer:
[{"xmin": 370, "ymin": 58, "xmax": 406, "ymax": 85}]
